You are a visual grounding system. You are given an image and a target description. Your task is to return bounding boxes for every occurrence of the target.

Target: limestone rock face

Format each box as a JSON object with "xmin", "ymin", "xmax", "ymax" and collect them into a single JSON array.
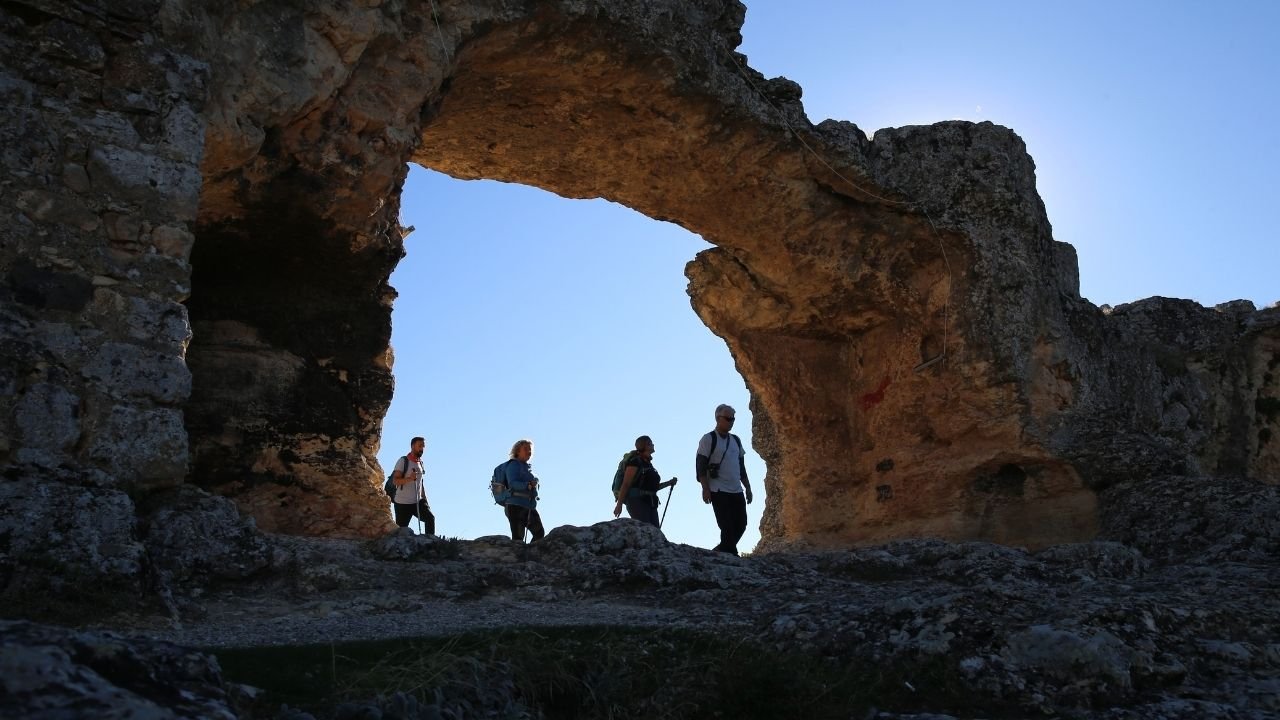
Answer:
[
  {"xmin": 0, "ymin": 621, "xmax": 238, "ymax": 719},
  {"xmin": 9, "ymin": 486, "xmax": 1270, "ymax": 718},
  {"xmin": 0, "ymin": 481, "xmax": 146, "ymax": 619},
  {"xmin": 1, "ymin": 0, "xmax": 1277, "ymax": 555},
  {"xmin": 142, "ymin": 486, "xmax": 279, "ymax": 587},
  {"xmin": 1, "ymin": 0, "xmax": 199, "ymax": 496}
]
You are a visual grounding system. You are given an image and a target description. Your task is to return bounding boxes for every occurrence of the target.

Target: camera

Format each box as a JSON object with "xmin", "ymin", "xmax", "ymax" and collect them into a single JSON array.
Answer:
[{"xmin": 708, "ymin": 462, "xmax": 720, "ymax": 479}]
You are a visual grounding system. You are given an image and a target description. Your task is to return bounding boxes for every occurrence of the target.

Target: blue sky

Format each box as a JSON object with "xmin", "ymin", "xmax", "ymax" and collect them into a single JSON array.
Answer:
[{"xmin": 381, "ymin": 1, "xmax": 1279, "ymax": 550}]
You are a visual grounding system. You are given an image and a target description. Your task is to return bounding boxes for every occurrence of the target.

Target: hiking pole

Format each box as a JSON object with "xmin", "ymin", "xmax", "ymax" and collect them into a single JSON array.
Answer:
[
  {"xmin": 659, "ymin": 477, "xmax": 676, "ymax": 529},
  {"xmin": 417, "ymin": 482, "xmax": 425, "ymax": 536}
]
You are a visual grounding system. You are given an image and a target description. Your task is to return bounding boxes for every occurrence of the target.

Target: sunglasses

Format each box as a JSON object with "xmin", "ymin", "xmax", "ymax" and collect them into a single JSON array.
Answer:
[{"xmin": 717, "ymin": 416, "xmax": 736, "ymax": 422}]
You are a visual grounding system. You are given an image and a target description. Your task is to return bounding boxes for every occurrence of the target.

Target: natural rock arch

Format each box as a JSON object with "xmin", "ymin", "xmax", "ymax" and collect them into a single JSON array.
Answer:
[{"xmin": 3, "ymin": 0, "xmax": 1277, "ymax": 550}]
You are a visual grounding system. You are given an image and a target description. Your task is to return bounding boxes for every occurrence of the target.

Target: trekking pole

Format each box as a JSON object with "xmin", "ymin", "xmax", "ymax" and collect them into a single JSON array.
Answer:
[
  {"xmin": 417, "ymin": 481, "xmax": 425, "ymax": 536},
  {"xmin": 659, "ymin": 477, "xmax": 676, "ymax": 529}
]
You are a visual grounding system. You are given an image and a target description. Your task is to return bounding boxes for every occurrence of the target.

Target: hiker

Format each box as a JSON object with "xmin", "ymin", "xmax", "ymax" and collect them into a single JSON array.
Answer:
[
  {"xmin": 695, "ymin": 404, "xmax": 752, "ymax": 555},
  {"xmin": 391, "ymin": 436, "xmax": 435, "ymax": 535},
  {"xmin": 499, "ymin": 438, "xmax": 545, "ymax": 543},
  {"xmin": 612, "ymin": 435, "xmax": 677, "ymax": 527}
]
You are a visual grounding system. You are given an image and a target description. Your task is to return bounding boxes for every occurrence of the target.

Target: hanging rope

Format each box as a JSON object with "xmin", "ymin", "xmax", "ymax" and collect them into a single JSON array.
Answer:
[{"xmin": 427, "ymin": 0, "xmax": 452, "ymax": 63}]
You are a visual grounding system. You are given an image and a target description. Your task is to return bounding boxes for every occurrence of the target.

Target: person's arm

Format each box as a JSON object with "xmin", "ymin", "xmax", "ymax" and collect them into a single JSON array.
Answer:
[
  {"xmin": 527, "ymin": 467, "xmax": 541, "ymax": 500},
  {"xmin": 392, "ymin": 457, "xmax": 409, "ymax": 487},
  {"xmin": 613, "ymin": 465, "xmax": 639, "ymax": 517},
  {"xmin": 738, "ymin": 439, "xmax": 751, "ymax": 503},
  {"xmin": 508, "ymin": 462, "xmax": 539, "ymax": 493},
  {"xmin": 657, "ymin": 477, "xmax": 678, "ymax": 490},
  {"xmin": 695, "ymin": 434, "xmax": 712, "ymax": 504}
]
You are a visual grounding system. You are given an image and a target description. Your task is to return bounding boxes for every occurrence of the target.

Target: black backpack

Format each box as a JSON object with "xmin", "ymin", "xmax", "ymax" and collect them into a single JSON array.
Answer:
[{"xmin": 383, "ymin": 456, "xmax": 406, "ymax": 500}]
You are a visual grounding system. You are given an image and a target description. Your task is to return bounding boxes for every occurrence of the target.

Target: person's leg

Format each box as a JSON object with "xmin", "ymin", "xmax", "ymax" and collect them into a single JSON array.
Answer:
[
  {"xmin": 709, "ymin": 492, "xmax": 732, "ymax": 552},
  {"xmin": 393, "ymin": 502, "xmax": 413, "ymax": 528},
  {"xmin": 725, "ymin": 492, "xmax": 748, "ymax": 555},
  {"xmin": 627, "ymin": 498, "xmax": 659, "ymax": 527},
  {"xmin": 417, "ymin": 500, "xmax": 436, "ymax": 535},
  {"xmin": 526, "ymin": 508, "xmax": 545, "ymax": 542},
  {"xmin": 504, "ymin": 505, "xmax": 525, "ymax": 542},
  {"xmin": 624, "ymin": 498, "xmax": 656, "ymax": 527}
]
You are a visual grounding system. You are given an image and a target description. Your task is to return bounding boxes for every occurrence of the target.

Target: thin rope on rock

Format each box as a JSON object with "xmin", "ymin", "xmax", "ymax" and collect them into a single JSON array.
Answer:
[{"xmin": 428, "ymin": 0, "xmax": 452, "ymax": 63}]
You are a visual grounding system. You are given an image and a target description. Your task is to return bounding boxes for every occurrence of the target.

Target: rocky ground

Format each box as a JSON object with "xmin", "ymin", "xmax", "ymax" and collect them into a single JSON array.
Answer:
[{"xmin": 3, "ymin": 475, "xmax": 1279, "ymax": 719}]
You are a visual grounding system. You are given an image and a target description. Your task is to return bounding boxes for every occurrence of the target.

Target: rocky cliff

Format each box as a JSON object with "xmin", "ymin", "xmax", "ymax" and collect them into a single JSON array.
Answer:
[
  {"xmin": 3, "ymin": 474, "xmax": 1279, "ymax": 717},
  {"xmin": 1, "ymin": 0, "xmax": 1277, "ymax": 566},
  {"xmin": 3, "ymin": 4, "xmax": 1278, "ymax": 718}
]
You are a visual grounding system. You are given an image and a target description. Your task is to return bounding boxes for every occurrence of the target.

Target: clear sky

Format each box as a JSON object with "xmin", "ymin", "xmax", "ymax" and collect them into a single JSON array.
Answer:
[{"xmin": 381, "ymin": 1, "xmax": 1279, "ymax": 551}]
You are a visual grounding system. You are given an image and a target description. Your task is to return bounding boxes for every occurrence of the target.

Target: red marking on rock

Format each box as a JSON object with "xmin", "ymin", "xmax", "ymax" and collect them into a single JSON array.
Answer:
[{"xmin": 859, "ymin": 376, "xmax": 891, "ymax": 410}]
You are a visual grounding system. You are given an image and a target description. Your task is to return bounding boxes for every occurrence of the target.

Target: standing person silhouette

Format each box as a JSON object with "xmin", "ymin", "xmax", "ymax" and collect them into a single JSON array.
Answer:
[
  {"xmin": 613, "ymin": 435, "xmax": 677, "ymax": 527},
  {"xmin": 391, "ymin": 436, "xmax": 434, "ymax": 535},
  {"xmin": 695, "ymin": 405, "xmax": 752, "ymax": 555},
  {"xmin": 499, "ymin": 438, "xmax": 545, "ymax": 543}
]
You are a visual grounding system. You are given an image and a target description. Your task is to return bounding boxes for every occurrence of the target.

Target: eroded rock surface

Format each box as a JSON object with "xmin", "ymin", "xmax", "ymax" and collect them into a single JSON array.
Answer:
[
  {"xmin": 2, "ymin": 1, "xmax": 1278, "ymax": 552},
  {"xmin": 5, "ymin": 3, "xmax": 1279, "ymax": 715},
  {"xmin": 0, "ymin": 480, "xmax": 145, "ymax": 618},
  {"xmin": 0, "ymin": 620, "xmax": 239, "ymax": 720},
  {"xmin": 7, "ymin": 474, "xmax": 1278, "ymax": 718}
]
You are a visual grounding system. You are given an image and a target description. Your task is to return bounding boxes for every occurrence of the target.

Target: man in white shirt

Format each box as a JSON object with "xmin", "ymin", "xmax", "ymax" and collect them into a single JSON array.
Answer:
[
  {"xmin": 695, "ymin": 404, "xmax": 752, "ymax": 555},
  {"xmin": 392, "ymin": 436, "xmax": 434, "ymax": 535}
]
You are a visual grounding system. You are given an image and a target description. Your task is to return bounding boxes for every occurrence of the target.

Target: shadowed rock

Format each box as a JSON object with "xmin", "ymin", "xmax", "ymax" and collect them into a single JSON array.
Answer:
[
  {"xmin": 6, "ymin": 513, "xmax": 1279, "ymax": 718},
  {"xmin": 0, "ymin": 621, "xmax": 238, "ymax": 719},
  {"xmin": 0, "ymin": 0, "xmax": 1277, "ymax": 572}
]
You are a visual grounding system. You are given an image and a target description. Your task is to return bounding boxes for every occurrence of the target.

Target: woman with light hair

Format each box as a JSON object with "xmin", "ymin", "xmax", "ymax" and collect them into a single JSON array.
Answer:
[{"xmin": 494, "ymin": 438, "xmax": 545, "ymax": 543}]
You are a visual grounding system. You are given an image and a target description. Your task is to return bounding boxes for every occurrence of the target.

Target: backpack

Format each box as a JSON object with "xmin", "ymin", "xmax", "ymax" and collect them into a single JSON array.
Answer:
[
  {"xmin": 490, "ymin": 462, "xmax": 512, "ymax": 506},
  {"xmin": 612, "ymin": 451, "xmax": 644, "ymax": 501},
  {"xmin": 705, "ymin": 432, "xmax": 744, "ymax": 468},
  {"xmin": 383, "ymin": 456, "xmax": 406, "ymax": 500}
]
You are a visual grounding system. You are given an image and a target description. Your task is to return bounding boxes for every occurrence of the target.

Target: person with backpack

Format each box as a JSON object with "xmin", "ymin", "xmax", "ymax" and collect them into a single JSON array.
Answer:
[
  {"xmin": 612, "ymin": 435, "xmax": 677, "ymax": 527},
  {"xmin": 495, "ymin": 438, "xmax": 545, "ymax": 544},
  {"xmin": 696, "ymin": 404, "xmax": 752, "ymax": 555},
  {"xmin": 391, "ymin": 436, "xmax": 434, "ymax": 535}
]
